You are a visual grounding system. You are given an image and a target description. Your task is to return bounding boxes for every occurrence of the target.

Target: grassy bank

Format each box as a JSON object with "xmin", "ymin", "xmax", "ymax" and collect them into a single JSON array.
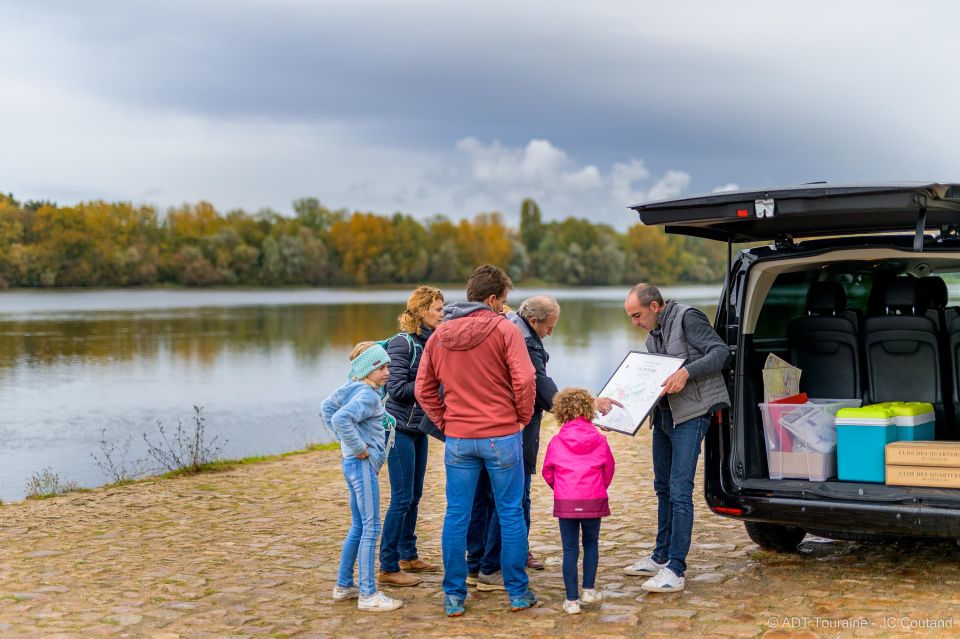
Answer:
[{"xmin": 16, "ymin": 442, "xmax": 340, "ymax": 503}]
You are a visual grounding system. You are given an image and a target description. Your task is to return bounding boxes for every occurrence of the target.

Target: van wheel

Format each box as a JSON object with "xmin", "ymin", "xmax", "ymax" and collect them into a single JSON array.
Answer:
[{"xmin": 744, "ymin": 522, "xmax": 806, "ymax": 552}]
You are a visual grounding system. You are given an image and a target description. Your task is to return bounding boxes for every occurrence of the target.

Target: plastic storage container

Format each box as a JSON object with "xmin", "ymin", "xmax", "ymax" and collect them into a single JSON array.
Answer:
[
  {"xmin": 836, "ymin": 406, "xmax": 896, "ymax": 483},
  {"xmin": 759, "ymin": 399, "xmax": 861, "ymax": 481},
  {"xmin": 890, "ymin": 402, "xmax": 935, "ymax": 441}
]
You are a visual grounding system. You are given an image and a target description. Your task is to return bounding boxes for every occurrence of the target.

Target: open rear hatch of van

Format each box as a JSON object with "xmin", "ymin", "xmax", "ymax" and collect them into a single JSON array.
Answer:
[
  {"xmin": 631, "ymin": 182, "xmax": 960, "ymax": 525},
  {"xmin": 633, "ymin": 182, "xmax": 960, "ymax": 244}
]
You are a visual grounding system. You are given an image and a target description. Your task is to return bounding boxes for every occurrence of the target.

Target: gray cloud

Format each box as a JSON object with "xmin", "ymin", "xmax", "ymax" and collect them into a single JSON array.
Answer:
[{"xmin": 1, "ymin": 0, "xmax": 958, "ymax": 221}]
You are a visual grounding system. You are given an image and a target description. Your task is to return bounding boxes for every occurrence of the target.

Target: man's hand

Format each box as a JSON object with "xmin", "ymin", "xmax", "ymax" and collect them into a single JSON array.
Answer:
[
  {"xmin": 356, "ymin": 447, "xmax": 370, "ymax": 460},
  {"xmin": 660, "ymin": 368, "xmax": 690, "ymax": 396},
  {"xmin": 594, "ymin": 397, "xmax": 623, "ymax": 416}
]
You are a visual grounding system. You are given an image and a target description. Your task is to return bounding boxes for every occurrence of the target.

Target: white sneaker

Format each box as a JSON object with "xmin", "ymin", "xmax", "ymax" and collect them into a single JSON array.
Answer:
[
  {"xmin": 624, "ymin": 555, "xmax": 668, "ymax": 576},
  {"xmin": 580, "ymin": 588, "xmax": 602, "ymax": 604},
  {"xmin": 332, "ymin": 584, "xmax": 360, "ymax": 601},
  {"xmin": 357, "ymin": 591, "xmax": 403, "ymax": 611},
  {"xmin": 562, "ymin": 599, "xmax": 581, "ymax": 615},
  {"xmin": 641, "ymin": 567, "xmax": 685, "ymax": 593}
]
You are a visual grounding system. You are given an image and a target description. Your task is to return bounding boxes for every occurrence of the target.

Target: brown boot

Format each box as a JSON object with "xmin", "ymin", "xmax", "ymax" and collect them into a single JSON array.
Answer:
[
  {"xmin": 399, "ymin": 558, "xmax": 439, "ymax": 573},
  {"xmin": 526, "ymin": 552, "xmax": 545, "ymax": 571},
  {"xmin": 378, "ymin": 570, "xmax": 422, "ymax": 587}
]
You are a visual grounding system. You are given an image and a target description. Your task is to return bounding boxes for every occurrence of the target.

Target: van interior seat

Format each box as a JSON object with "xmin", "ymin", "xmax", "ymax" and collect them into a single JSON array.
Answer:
[
  {"xmin": 864, "ymin": 276, "xmax": 946, "ymax": 432},
  {"xmin": 920, "ymin": 275, "xmax": 954, "ymax": 333},
  {"xmin": 919, "ymin": 276, "xmax": 959, "ymax": 432},
  {"xmin": 787, "ymin": 281, "xmax": 861, "ymax": 400}
]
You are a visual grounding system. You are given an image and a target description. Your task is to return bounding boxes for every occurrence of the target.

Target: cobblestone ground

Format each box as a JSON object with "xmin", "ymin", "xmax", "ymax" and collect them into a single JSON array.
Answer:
[{"xmin": 3, "ymin": 420, "xmax": 960, "ymax": 639}]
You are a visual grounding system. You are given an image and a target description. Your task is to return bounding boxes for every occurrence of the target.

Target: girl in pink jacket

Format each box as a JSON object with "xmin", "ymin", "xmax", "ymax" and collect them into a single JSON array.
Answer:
[{"xmin": 542, "ymin": 387, "xmax": 616, "ymax": 615}]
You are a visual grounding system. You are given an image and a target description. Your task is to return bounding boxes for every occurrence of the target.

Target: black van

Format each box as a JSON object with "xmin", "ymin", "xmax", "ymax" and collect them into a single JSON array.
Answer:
[{"xmin": 633, "ymin": 183, "xmax": 960, "ymax": 551}]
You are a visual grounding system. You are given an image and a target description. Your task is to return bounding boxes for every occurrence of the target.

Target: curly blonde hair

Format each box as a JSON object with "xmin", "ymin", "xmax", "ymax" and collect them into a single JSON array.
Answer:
[
  {"xmin": 398, "ymin": 285, "xmax": 445, "ymax": 335},
  {"xmin": 552, "ymin": 387, "xmax": 596, "ymax": 425}
]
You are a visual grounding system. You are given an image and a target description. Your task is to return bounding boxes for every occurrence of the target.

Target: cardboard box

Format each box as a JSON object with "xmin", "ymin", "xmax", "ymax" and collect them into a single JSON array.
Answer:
[
  {"xmin": 884, "ymin": 465, "xmax": 960, "ymax": 489},
  {"xmin": 767, "ymin": 450, "xmax": 836, "ymax": 482},
  {"xmin": 885, "ymin": 441, "xmax": 960, "ymax": 468}
]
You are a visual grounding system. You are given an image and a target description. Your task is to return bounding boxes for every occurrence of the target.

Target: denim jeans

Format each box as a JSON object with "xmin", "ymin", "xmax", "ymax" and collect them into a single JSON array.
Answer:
[
  {"xmin": 523, "ymin": 472, "xmax": 532, "ymax": 537},
  {"xmin": 337, "ymin": 457, "xmax": 381, "ymax": 596},
  {"xmin": 466, "ymin": 467, "xmax": 501, "ymax": 575},
  {"xmin": 651, "ymin": 409, "xmax": 710, "ymax": 577},
  {"xmin": 558, "ymin": 517, "xmax": 601, "ymax": 601},
  {"xmin": 442, "ymin": 431, "xmax": 528, "ymax": 600},
  {"xmin": 379, "ymin": 429, "xmax": 428, "ymax": 572},
  {"xmin": 466, "ymin": 470, "xmax": 533, "ymax": 574}
]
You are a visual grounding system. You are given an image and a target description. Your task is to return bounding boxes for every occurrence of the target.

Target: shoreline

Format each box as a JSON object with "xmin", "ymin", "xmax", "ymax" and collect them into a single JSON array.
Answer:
[{"xmin": 6, "ymin": 443, "xmax": 339, "ymax": 506}]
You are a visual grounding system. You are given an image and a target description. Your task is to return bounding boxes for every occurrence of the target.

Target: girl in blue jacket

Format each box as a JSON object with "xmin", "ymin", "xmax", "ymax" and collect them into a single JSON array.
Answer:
[{"xmin": 322, "ymin": 341, "xmax": 402, "ymax": 612}]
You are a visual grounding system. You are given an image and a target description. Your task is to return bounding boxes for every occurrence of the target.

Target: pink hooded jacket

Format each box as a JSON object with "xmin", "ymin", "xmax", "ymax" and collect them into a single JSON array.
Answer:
[{"xmin": 542, "ymin": 417, "xmax": 615, "ymax": 519}]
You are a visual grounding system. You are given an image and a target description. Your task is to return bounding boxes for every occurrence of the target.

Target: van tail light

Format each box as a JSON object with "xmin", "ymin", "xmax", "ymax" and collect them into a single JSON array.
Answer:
[
  {"xmin": 736, "ymin": 208, "xmax": 749, "ymax": 218},
  {"xmin": 712, "ymin": 506, "xmax": 744, "ymax": 516}
]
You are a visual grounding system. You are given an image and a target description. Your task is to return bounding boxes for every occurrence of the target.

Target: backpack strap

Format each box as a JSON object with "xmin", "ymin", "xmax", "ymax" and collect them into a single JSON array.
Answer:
[{"xmin": 388, "ymin": 332, "xmax": 421, "ymax": 369}]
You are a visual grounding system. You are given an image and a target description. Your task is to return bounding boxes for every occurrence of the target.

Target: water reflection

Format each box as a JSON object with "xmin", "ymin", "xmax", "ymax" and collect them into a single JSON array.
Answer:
[{"xmin": 0, "ymin": 289, "xmax": 717, "ymax": 500}]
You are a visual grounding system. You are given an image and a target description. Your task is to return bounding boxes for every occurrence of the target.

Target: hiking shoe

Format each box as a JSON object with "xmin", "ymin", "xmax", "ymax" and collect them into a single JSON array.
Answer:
[
  {"xmin": 641, "ymin": 567, "xmax": 685, "ymax": 593},
  {"xmin": 378, "ymin": 570, "xmax": 422, "ymax": 587},
  {"xmin": 510, "ymin": 589, "xmax": 539, "ymax": 611},
  {"xmin": 562, "ymin": 599, "xmax": 581, "ymax": 615},
  {"xmin": 580, "ymin": 588, "xmax": 602, "ymax": 604},
  {"xmin": 444, "ymin": 594, "xmax": 465, "ymax": 617},
  {"xmin": 466, "ymin": 572, "xmax": 479, "ymax": 587},
  {"xmin": 400, "ymin": 558, "xmax": 439, "ymax": 573},
  {"xmin": 357, "ymin": 591, "xmax": 403, "ymax": 611},
  {"xmin": 526, "ymin": 551, "xmax": 545, "ymax": 571},
  {"xmin": 332, "ymin": 584, "xmax": 359, "ymax": 601},
  {"xmin": 476, "ymin": 571, "xmax": 505, "ymax": 592},
  {"xmin": 624, "ymin": 555, "xmax": 668, "ymax": 577}
]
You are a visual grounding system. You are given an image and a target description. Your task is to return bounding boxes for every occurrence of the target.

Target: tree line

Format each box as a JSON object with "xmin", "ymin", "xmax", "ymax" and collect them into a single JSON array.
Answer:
[{"xmin": 0, "ymin": 193, "xmax": 729, "ymax": 288}]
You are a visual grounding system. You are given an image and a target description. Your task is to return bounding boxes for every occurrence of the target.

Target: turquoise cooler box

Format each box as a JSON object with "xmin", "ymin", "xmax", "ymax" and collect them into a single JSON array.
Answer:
[
  {"xmin": 889, "ymin": 402, "xmax": 935, "ymax": 441},
  {"xmin": 836, "ymin": 406, "xmax": 896, "ymax": 483}
]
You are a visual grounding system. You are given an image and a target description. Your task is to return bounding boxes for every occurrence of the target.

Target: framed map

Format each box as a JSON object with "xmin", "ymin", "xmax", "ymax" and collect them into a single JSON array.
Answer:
[{"xmin": 594, "ymin": 350, "xmax": 685, "ymax": 436}]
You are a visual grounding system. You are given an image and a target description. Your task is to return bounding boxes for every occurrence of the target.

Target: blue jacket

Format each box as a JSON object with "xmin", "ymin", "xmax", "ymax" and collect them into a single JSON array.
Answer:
[
  {"xmin": 321, "ymin": 381, "xmax": 389, "ymax": 471},
  {"xmin": 507, "ymin": 312, "xmax": 559, "ymax": 474},
  {"xmin": 384, "ymin": 328, "xmax": 431, "ymax": 433}
]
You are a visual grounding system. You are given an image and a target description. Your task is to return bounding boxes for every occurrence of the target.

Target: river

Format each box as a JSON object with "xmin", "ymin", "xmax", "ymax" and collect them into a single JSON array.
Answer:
[{"xmin": 0, "ymin": 285, "xmax": 719, "ymax": 500}]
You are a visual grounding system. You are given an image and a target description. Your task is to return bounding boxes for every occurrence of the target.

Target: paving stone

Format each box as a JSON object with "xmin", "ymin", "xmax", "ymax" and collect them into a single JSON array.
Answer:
[{"xmin": 1, "ymin": 418, "xmax": 958, "ymax": 637}]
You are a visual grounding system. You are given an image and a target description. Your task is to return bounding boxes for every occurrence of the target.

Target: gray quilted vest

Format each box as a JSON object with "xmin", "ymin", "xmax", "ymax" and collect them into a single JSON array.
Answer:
[{"xmin": 645, "ymin": 300, "xmax": 731, "ymax": 426}]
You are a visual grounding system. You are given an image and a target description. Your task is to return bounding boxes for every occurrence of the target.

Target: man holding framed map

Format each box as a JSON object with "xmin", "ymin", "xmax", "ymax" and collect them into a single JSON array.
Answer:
[{"xmin": 619, "ymin": 283, "xmax": 731, "ymax": 594}]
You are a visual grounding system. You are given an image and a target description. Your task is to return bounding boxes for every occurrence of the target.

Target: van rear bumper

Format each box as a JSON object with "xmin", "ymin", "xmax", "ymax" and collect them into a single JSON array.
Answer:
[{"xmin": 710, "ymin": 496, "xmax": 960, "ymax": 539}]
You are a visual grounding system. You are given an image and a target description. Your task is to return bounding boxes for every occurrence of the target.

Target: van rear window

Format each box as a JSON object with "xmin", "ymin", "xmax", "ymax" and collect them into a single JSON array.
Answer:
[{"xmin": 754, "ymin": 272, "xmax": 873, "ymax": 338}]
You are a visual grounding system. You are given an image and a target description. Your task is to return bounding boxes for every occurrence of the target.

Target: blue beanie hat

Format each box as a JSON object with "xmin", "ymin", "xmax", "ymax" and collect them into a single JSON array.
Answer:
[{"xmin": 350, "ymin": 344, "xmax": 391, "ymax": 381}]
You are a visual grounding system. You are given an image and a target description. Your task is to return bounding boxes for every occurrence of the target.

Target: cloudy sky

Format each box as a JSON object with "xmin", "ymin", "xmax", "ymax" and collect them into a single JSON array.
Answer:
[{"xmin": 1, "ymin": 0, "xmax": 958, "ymax": 227}]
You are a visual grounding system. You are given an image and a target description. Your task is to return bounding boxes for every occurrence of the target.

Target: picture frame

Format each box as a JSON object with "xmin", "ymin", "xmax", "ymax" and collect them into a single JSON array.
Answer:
[{"xmin": 593, "ymin": 350, "xmax": 685, "ymax": 436}]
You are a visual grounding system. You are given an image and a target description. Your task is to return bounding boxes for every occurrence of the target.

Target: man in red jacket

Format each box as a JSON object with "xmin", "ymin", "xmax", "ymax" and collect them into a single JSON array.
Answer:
[{"xmin": 416, "ymin": 264, "xmax": 537, "ymax": 616}]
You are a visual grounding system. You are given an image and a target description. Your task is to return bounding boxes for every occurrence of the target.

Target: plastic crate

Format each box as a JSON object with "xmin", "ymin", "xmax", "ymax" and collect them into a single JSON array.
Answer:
[{"xmin": 760, "ymin": 399, "xmax": 861, "ymax": 481}]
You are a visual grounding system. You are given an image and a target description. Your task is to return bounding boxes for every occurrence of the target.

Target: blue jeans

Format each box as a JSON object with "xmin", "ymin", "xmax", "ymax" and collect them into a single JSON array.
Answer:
[
  {"xmin": 442, "ymin": 432, "xmax": 528, "ymax": 600},
  {"xmin": 651, "ymin": 410, "xmax": 710, "ymax": 577},
  {"xmin": 466, "ymin": 467, "xmax": 501, "ymax": 575},
  {"xmin": 337, "ymin": 457, "xmax": 381, "ymax": 596},
  {"xmin": 379, "ymin": 429, "xmax": 428, "ymax": 572},
  {"xmin": 523, "ymin": 472, "xmax": 532, "ymax": 536},
  {"xmin": 466, "ymin": 470, "xmax": 534, "ymax": 575},
  {"xmin": 558, "ymin": 517, "xmax": 601, "ymax": 601},
  {"xmin": 466, "ymin": 470, "xmax": 533, "ymax": 575}
]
